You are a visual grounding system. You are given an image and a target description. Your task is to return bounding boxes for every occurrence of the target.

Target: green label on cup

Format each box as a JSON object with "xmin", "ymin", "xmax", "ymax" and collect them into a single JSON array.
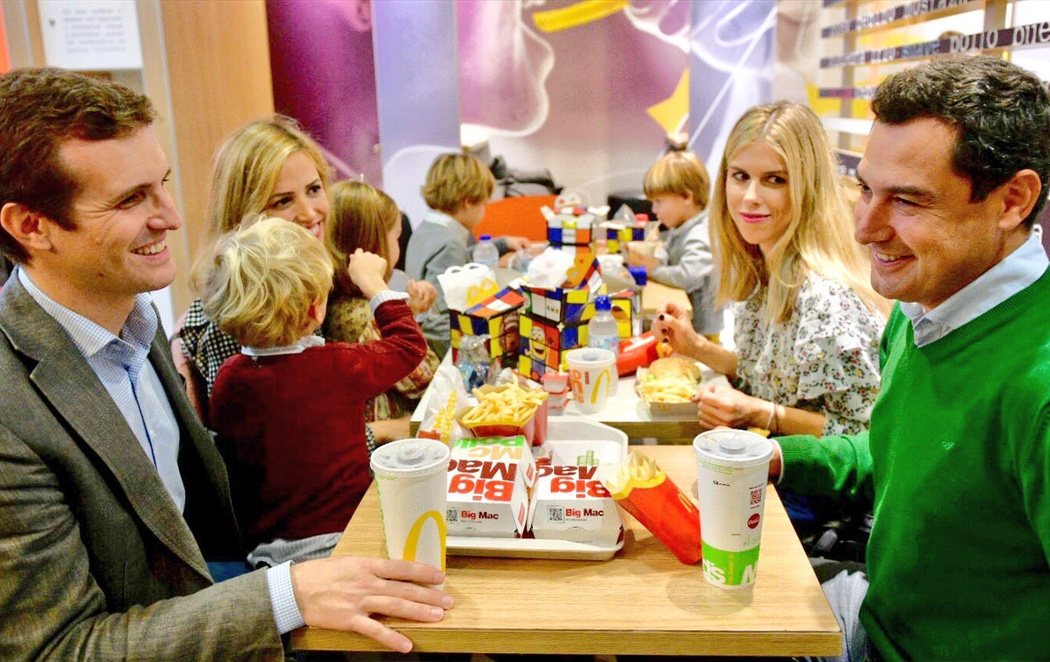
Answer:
[{"xmin": 701, "ymin": 542, "xmax": 761, "ymax": 587}]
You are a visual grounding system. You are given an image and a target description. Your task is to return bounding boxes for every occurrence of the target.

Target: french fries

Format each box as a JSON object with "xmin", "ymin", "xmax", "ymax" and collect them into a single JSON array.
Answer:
[
  {"xmin": 602, "ymin": 451, "xmax": 662, "ymax": 494},
  {"xmin": 637, "ymin": 375, "xmax": 697, "ymax": 404},
  {"xmin": 460, "ymin": 379, "xmax": 548, "ymax": 428}
]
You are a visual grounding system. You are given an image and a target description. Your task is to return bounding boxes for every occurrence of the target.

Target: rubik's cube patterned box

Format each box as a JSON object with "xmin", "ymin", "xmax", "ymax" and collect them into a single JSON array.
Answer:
[
  {"xmin": 517, "ymin": 258, "xmax": 607, "ymax": 380},
  {"xmin": 602, "ymin": 220, "xmax": 648, "ymax": 254},
  {"xmin": 546, "ymin": 208, "xmax": 596, "ymax": 247},
  {"xmin": 449, "ymin": 287, "xmax": 526, "ymax": 363}
]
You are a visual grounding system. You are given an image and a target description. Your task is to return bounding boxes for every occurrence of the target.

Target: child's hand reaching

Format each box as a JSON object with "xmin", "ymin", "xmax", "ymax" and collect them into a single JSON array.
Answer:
[
  {"xmin": 406, "ymin": 279, "xmax": 437, "ymax": 315},
  {"xmin": 348, "ymin": 248, "xmax": 389, "ymax": 300}
]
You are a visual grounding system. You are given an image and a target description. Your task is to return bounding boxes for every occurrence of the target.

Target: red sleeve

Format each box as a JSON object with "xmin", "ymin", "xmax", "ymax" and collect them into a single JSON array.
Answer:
[{"xmin": 326, "ymin": 299, "xmax": 428, "ymax": 400}]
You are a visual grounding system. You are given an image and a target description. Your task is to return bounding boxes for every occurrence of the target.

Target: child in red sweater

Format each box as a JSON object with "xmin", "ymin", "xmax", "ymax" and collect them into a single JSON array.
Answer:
[{"xmin": 202, "ymin": 217, "xmax": 427, "ymax": 564}]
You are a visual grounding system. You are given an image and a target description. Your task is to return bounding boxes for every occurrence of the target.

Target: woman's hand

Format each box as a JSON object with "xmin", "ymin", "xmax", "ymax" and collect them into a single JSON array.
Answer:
[
  {"xmin": 406, "ymin": 280, "xmax": 436, "ymax": 315},
  {"xmin": 653, "ymin": 303, "xmax": 703, "ymax": 358},
  {"xmin": 694, "ymin": 382, "xmax": 770, "ymax": 430}
]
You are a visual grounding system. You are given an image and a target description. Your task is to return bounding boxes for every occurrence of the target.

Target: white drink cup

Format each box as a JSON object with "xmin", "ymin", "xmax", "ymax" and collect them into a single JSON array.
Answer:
[
  {"xmin": 693, "ymin": 429, "xmax": 773, "ymax": 589},
  {"xmin": 370, "ymin": 438, "xmax": 450, "ymax": 580},
  {"xmin": 566, "ymin": 347, "xmax": 617, "ymax": 414}
]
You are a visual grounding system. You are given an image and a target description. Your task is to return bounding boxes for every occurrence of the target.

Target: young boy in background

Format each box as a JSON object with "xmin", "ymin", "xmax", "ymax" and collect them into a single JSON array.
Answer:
[
  {"xmin": 628, "ymin": 151, "xmax": 722, "ymax": 341},
  {"xmin": 203, "ymin": 217, "xmax": 427, "ymax": 565},
  {"xmin": 405, "ymin": 152, "xmax": 526, "ymax": 355}
]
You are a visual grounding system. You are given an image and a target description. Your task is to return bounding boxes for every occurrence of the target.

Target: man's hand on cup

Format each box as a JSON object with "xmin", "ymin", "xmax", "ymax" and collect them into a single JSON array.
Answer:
[{"xmin": 290, "ymin": 556, "xmax": 453, "ymax": 653}]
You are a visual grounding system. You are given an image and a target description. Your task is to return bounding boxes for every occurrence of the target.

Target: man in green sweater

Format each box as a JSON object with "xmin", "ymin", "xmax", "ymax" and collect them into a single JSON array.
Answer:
[{"xmin": 770, "ymin": 56, "xmax": 1050, "ymax": 661}]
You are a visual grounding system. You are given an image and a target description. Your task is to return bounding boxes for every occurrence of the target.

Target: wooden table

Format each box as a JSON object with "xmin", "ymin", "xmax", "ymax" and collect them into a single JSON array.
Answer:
[
  {"xmin": 410, "ymin": 353, "xmax": 718, "ymax": 443},
  {"xmin": 291, "ymin": 445, "xmax": 842, "ymax": 656}
]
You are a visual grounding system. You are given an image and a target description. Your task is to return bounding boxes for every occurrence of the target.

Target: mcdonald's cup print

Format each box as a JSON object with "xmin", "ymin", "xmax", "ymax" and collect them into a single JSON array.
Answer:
[
  {"xmin": 370, "ymin": 439, "xmax": 451, "ymax": 582},
  {"xmin": 566, "ymin": 347, "xmax": 617, "ymax": 414},
  {"xmin": 692, "ymin": 429, "xmax": 773, "ymax": 590}
]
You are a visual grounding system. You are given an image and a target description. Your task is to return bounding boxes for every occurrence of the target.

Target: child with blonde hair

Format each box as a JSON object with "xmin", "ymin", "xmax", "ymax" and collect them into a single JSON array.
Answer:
[
  {"xmin": 405, "ymin": 152, "xmax": 526, "ymax": 354},
  {"xmin": 628, "ymin": 150, "xmax": 722, "ymax": 339},
  {"xmin": 202, "ymin": 217, "xmax": 427, "ymax": 564},
  {"xmin": 324, "ymin": 180, "xmax": 441, "ymax": 444}
]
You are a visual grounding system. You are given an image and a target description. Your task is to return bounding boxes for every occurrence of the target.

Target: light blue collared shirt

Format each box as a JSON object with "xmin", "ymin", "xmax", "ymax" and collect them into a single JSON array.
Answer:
[
  {"xmin": 18, "ymin": 268, "xmax": 185, "ymax": 511},
  {"xmin": 901, "ymin": 226, "xmax": 1048, "ymax": 347},
  {"xmin": 18, "ymin": 268, "xmax": 312, "ymax": 634}
]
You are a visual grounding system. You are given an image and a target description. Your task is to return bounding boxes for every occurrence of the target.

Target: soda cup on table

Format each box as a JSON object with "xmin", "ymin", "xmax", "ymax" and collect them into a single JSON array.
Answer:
[
  {"xmin": 370, "ymin": 438, "xmax": 450, "ymax": 584},
  {"xmin": 692, "ymin": 429, "xmax": 773, "ymax": 589}
]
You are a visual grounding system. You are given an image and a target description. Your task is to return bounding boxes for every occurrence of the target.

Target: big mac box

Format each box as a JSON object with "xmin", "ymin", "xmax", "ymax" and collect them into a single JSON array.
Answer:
[
  {"xmin": 527, "ymin": 439, "xmax": 622, "ymax": 546},
  {"xmin": 446, "ymin": 436, "xmax": 534, "ymax": 538}
]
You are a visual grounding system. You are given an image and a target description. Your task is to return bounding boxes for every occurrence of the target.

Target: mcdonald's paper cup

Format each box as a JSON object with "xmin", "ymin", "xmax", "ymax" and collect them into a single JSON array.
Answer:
[
  {"xmin": 566, "ymin": 347, "xmax": 617, "ymax": 414},
  {"xmin": 693, "ymin": 429, "xmax": 773, "ymax": 589},
  {"xmin": 370, "ymin": 438, "xmax": 450, "ymax": 581}
]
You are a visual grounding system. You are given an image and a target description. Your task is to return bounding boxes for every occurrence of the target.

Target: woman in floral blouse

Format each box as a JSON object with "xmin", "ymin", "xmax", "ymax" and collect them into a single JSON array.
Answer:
[
  {"xmin": 655, "ymin": 102, "xmax": 889, "ymax": 437},
  {"xmin": 324, "ymin": 180, "xmax": 440, "ymax": 444}
]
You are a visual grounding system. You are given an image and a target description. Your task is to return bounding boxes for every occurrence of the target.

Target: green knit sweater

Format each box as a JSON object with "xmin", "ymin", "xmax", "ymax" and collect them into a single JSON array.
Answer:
[{"xmin": 778, "ymin": 269, "xmax": 1050, "ymax": 661}]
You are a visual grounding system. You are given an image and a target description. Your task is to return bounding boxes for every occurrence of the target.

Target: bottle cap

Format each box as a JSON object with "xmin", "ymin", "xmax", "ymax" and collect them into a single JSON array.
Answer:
[
  {"xmin": 635, "ymin": 213, "xmax": 649, "ymax": 222},
  {"xmin": 479, "ymin": 234, "xmax": 492, "ymax": 241},
  {"xmin": 594, "ymin": 294, "xmax": 612, "ymax": 312},
  {"xmin": 628, "ymin": 266, "xmax": 648, "ymax": 286}
]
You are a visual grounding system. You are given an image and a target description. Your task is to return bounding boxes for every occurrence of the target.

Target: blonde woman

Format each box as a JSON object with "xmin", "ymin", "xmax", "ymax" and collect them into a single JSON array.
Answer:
[
  {"xmin": 178, "ymin": 116, "xmax": 331, "ymax": 399},
  {"xmin": 655, "ymin": 102, "xmax": 888, "ymax": 438},
  {"xmin": 324, "ymin": 180, "xmax": 441, "ymax": 444}
]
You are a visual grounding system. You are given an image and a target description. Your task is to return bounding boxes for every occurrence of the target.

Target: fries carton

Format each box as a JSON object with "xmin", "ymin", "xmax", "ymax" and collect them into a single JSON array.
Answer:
[
  {"xmin": 449, "ymin": 286, "xmax": 525, "ymax": 364},
  {"xmin": 447, "ymin": 439, "xmax": 531, "ymax": 537},
  {"xmin": 599, "ymin": 452, "xmax": 702, "ymax": 565},
  {"xmin": 457, "ymin": 382, "xmax": 549, "ymax": 446},
  {"xmin": 527, "ymin": 442, "xmax": 622, "ymax": 546}
]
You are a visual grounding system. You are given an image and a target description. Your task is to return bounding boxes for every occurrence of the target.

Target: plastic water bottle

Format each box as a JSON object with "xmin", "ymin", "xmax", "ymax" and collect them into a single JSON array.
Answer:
[
  {"xmin": 588, "ymin": 295, "xmax": 620, "ymax": 354},
  {"xmin": 472, "ymin": 234, "xmax": 500, "ymax": 270}
]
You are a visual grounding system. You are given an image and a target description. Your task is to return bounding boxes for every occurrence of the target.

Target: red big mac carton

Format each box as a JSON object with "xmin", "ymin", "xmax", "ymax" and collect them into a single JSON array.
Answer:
[
  {"xmin": 445, "ymin": 436, "xmax": 534, "ymax": 538},
  {"xmin": 527, "ymin": 441, "xmax": 622, "ymax": 546}
]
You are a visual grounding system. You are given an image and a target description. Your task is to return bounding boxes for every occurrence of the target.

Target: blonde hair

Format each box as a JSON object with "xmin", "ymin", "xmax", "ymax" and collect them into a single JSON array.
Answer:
[
  {"xmin": 709, "ymin": 102, "xmax": 888, "ymax": 323},
  {"xmin": 422, "ymin": 152, "xmax": 495, "ymax": 213},
  {"xmin": 201, "ymin": 217, "xmax": 334, "ymax": 348},
  {"xmin": 206, "ymin": 115, "xmax": 331, "ymax": 236},
  {"xmin": 643, "ymin": 151, "xmax": 711, "ymax": 211},
  {"xmin": 326, "ymin": 180, "xmax": 399, "ymax": 297}
]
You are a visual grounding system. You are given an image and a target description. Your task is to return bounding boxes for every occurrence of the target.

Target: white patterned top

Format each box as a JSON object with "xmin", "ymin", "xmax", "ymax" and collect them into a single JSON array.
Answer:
[{"xmin": 733, "ymin": 272, "xmax": 885, "ymax": 436}]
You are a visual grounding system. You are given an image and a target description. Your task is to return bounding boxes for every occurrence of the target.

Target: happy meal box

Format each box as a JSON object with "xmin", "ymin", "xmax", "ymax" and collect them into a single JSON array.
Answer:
[{"xmin": 449, "ymin": 287, "xmax": 526, "ymax": 363}]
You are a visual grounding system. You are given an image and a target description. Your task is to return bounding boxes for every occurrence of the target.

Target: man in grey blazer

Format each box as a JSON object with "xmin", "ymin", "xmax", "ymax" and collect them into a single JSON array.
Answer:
[{"xmin": 0, "ymin": 68, "xmax": 452, "ymax": 659}]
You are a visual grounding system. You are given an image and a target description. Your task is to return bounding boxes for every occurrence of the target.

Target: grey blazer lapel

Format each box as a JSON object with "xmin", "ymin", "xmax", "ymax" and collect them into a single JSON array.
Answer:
[{"xmin": 0, "ymin": 278, "xmax": 210, "ymax": 578}]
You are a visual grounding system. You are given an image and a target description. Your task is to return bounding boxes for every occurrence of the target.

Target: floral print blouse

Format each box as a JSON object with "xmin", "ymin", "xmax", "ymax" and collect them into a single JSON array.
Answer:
[
  {"xmin": 323, "ymin": 293, "xmax": 440, "ymax": 422},
  {"xmin": 733, "ymin": 272, "xmax": 885, "ymax": 436}
]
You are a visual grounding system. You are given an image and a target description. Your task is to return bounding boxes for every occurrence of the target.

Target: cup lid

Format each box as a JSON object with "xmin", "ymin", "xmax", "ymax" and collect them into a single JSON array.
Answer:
[
  {"xmin": 693, "ymin": 429, "xmax": 772, "ymax": 467},
  {"xmin": 370, "ymin": 438, "xmax": 450, "ymax": 478}
]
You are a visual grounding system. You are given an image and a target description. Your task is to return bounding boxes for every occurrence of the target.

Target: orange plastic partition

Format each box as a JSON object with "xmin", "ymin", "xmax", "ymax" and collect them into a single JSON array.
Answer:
[{"xmin": 475, "ymin": 194, "xmax": 557, "ymax": 242}]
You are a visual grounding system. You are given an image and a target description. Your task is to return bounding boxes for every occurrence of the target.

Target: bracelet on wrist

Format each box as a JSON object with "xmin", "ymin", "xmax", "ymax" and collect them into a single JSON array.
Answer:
[{"xmin": 764, "ymin": 401, "xmax": 776, "ymax": 432}]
